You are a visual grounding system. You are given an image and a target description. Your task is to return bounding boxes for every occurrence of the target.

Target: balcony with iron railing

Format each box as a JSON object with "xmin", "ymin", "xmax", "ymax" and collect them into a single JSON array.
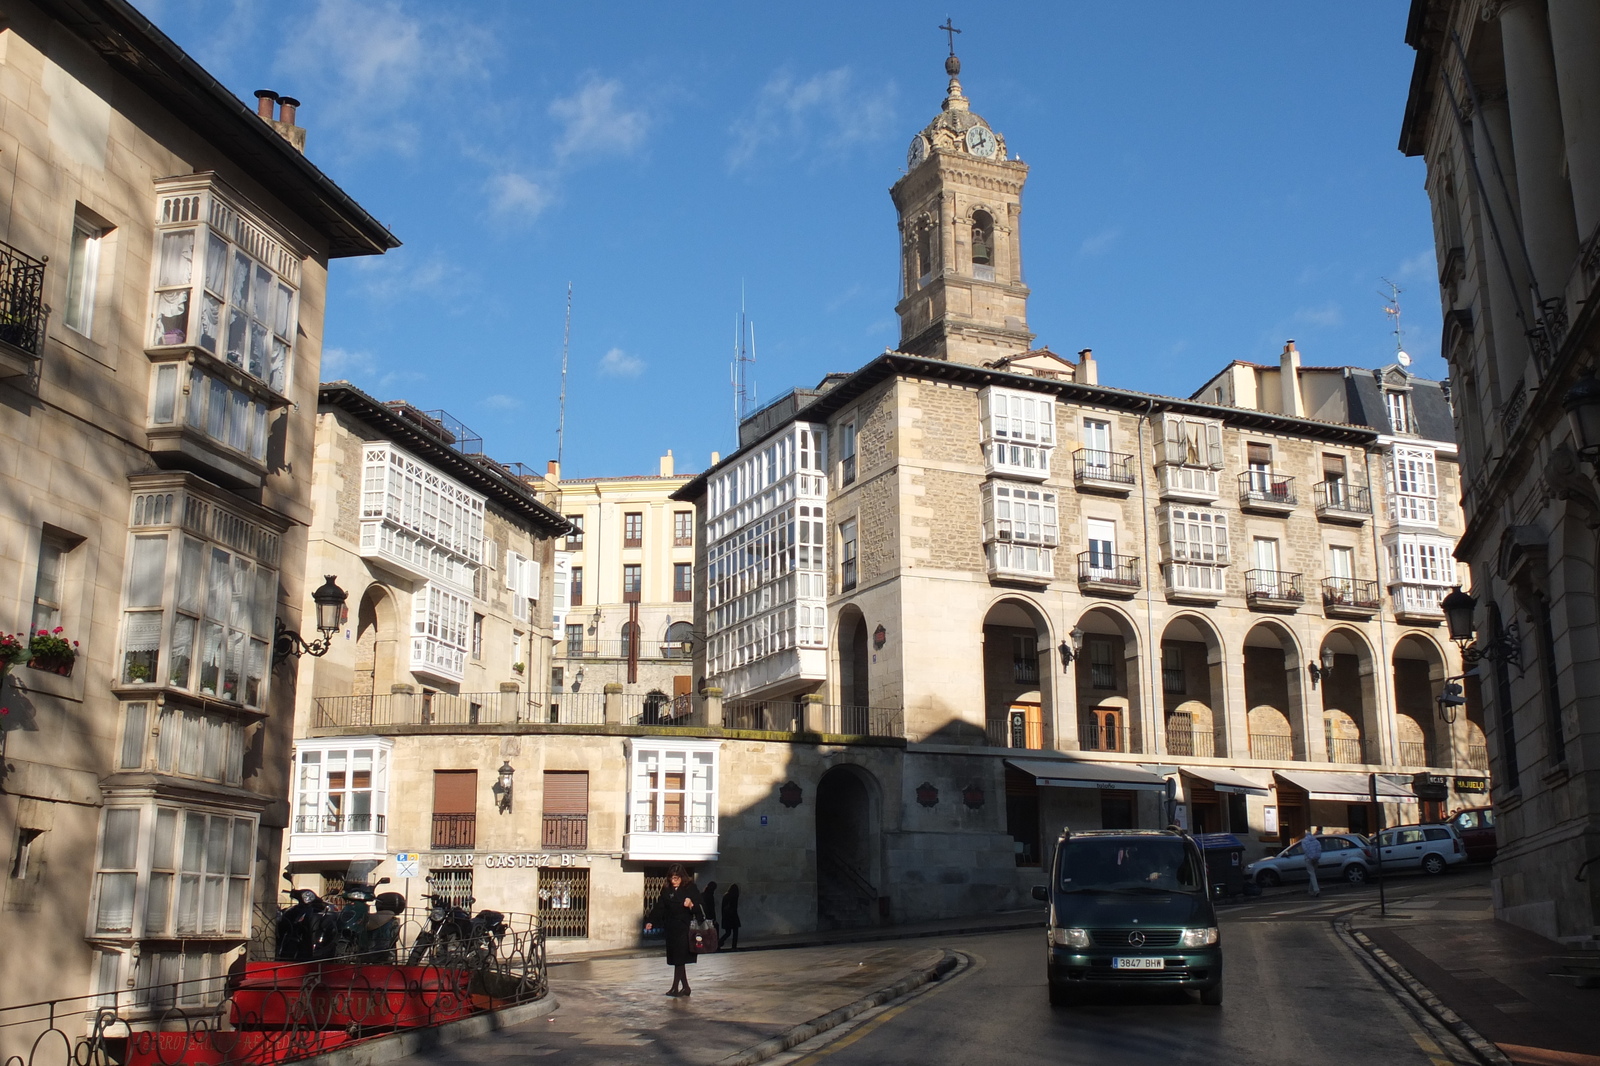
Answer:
[
  {"xmin": 1464, "ymin": 744, "xmax": 1489, "ymax": 771},
  {"xmin": 1238, "ymin": 472, "xmax": 1297, "ymax": 513},
  {"xmin": 542, "ymin": 813, "xmax": 588, "ymax": 849},
  {"xmin": 626, "ymin": 812, "xmax": 717, "ymax": 862},
  {"xmin": 1248, "ymin": 733, "xmax": 1295, "ymax": 761},
  {"xmin": 556, "ymin": 639, "xmax": 692, "ymax": 661},
  {"xmin": 1078, "ymin": 552, "xmax": 1141, "ymax": 596},
  {"xmin": 1245, "ymin": 569, "xmax": 1304, "ymax": 611},
  {"xmin": 286, "ymin": 811, "xmax": 389, "ymax": 863},
  {"xmin": 1397, "ymin": 741, "xmax": 1431, "ymax": 767},
  {"xmin": 1072, "ymin": 449, "xmax": 1136, "ymax": 494},
  {"xmin": 0, "ymin": 238, "xmax": 47, "ymax": 377},
  {"xmin": 1164, "ymin": 727, "xmax": 1217, "ymax": 758},
  {"xmin": 1391, "ymin": 583, "xmax": 1448, "ymax": 623},
  {"xmin": 1322, "ymin": 576, "xmax": 1381, "ymax": 618},
  {"xmin": 1079, "ymin": 721, "xmax": 1140, "ymax": 754},
  {"xmin": 1013, "ymin": 656, "xmax": 1040, "ymax": 685},
  {"xmin": 292, "ymin": 813, "xmax": 386, "ymax": 834},
  {"xmin": 1314, "ymin": 481, "xmax": 1372, "ymax": 523},
  {"xmin": 1326, "ymin": 737, "xmax": 1368, "ymax": 765},
  {"xmin": 431, "ymin": 812, "xmax": 477, "ymax": 849}
]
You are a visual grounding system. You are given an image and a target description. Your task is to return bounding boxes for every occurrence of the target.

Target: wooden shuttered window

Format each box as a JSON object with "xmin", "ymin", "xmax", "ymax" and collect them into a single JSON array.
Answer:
[
  {"xmin": 432, "ymin": 770, "xmax": 477, "ymax": 814},
  {"xmin": 542, "ymin": 771, "xmax": 589, "ymax": 815},
  {"xmin": 1160, "ymin": 416, "xmax": 1224, "ymax": 468}
]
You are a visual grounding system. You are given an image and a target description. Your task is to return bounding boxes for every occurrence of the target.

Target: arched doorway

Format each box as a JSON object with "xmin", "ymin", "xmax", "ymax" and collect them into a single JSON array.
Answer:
[
  {"xmin": 837, "ymin": 606, "xmax": 870, "ymax": 713},
  {"xmin": 353, "ymin": 584, "xmax": 398, "ymax": 713},
  {"xmin": 982, "ymin": 598, "xmax": 1054, "ymax": 750},
  {"xmin": 816, "ymin": 766, "xmax": 880, "ymax": 929},
  {"xmin": 1394, "ymin": 634, "xmax": 1447, "ymax": 770},
  {"xmin": 1244, "ymin": 621, "xmax": 1304, "ymax": 761},
  {"xmin": 1318, "ymin": 628, "xmax": 1380, "ymax": 765},
  {"xmin": 1160, "ymin": 614, "xmax": 1224, "ymax": 757},
  {"xmin": 1075, "ymin": 606, "xmax": 1142, "ymax": 753}
]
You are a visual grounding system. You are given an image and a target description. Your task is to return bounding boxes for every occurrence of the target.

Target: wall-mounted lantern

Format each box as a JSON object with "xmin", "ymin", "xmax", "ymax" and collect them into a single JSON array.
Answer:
[
  {"xmin": 1441, "ymin": 586, "xmax": 1523, "ymax": 674},
  {"xmin": 1307, "ymin": 648, "xmax": 1335, "ymax": 689},
  {"xmin": 273, "ymin": 576, "xmax": 348, "ymax": 662},
  {"xmin": 491, "ymin": 761, "xmax": 515, "ymax": 814},
  {"xmin": 1057, "ymin": 626, "xmax": 1084, "ymax": 669}
]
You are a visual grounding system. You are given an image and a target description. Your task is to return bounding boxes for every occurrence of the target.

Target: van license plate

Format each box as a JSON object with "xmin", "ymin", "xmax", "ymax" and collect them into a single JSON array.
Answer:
[{"xmin": 1112, "ymin": 957, "xmax": 1164, "ymax": 970}]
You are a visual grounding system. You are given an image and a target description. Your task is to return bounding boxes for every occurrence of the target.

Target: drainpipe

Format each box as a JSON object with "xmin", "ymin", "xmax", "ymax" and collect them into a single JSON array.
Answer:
[
  {"xmin": 1364, "ymin": 446, "xmax": 1398, "ymax": 768},
  {"xmin": 1138, "ymin": 397, "xmax": 1161, "ymax": 756}
]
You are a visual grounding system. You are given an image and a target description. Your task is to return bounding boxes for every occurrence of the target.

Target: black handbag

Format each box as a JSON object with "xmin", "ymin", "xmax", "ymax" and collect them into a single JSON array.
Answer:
[{"xmin": 688, "ymin": 906, "xmax": 719, "ymax": 954}]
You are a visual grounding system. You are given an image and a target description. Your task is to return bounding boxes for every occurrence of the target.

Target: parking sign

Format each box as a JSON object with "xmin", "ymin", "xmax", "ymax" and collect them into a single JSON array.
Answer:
[{"xmin": 395, "ymin": 852, "xmax": 420, "ymax": 878}]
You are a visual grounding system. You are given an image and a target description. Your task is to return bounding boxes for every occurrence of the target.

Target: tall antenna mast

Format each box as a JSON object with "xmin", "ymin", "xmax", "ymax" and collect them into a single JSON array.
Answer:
[
  {"xmin": 732, "ymin": 285, "xmax": 757, "ymax": 428},
  {"xmin": 1379, "ymin": 278, "xmax": 1410, "ymax": 365},
  {"xmin": 557, "ymin": 282, "xmax": 572, "ymax": 467}
]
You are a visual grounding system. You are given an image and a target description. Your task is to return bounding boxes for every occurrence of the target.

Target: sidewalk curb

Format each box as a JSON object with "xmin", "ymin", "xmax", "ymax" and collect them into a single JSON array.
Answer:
[
  {"xmin": 1341, "ymin": 921, "xmax": 1511, "ymax": 1066},
  {"xmin": 715, "ymin": 950, "xmax": 963, "ymax": 1066},
  {"xmin": 548, "ymin": 916, "xmax": 1042, "ymax": 967},
  {"xmin": 293, "ymin": 994, "xmax": 560, "ymax": 1066}
]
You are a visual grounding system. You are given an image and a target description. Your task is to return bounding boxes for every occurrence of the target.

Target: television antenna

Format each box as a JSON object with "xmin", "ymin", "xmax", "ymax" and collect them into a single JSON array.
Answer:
[
  {"xmin": 1380, "ymin": 278, "xmax": 1410, "ymax": 366},
  {"xmin": 556, "ymin": 282, "xmax": 572, "ymax": 469},
  {"xmin": 732, "ymin": 286, "xmax": 757, "ymax": 428}
]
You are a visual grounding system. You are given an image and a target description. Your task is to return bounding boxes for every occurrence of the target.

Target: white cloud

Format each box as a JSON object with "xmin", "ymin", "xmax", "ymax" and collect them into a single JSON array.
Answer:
[
  {"xmin": 1293, "ymin": 304, "xmax": 1344, "ymax": 329},
  {"xmin": 1397, "ymin": 249, "xmax": 1438, "ymax": 281},
  {"xmin": 486, "ymin": 173, "xmax": 553, "ymax": 224},
  {"xmin": 599, "ymin": 347, "xmax": 645, "ymax": 378},
  {"xmin": 549, "ymin": 78, "xmax": 649, "ymax": 164},
  {"xmin": 481, "ymin": 393, "xmax": 522, "ymax": 410},
  {"xmin": 352, "ymin": 252, "xmax": 467, "ymax": 303},
  {"xmin": 321, "ymin": 346, "xmax": 379, "ymax": 379},
  {"xmin": 1079, "ymin": 227, "xmax": 1121, "ymax": 257},
  {"xmin": 729, "ymin": 67, "xmax": 897, "ymax": 169}
]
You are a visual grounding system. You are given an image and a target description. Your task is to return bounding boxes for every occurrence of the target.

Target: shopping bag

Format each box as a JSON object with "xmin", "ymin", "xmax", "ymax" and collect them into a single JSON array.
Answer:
[{"xmin": 689, "ymin": 917, "xmax": 719, "ymax": 954}]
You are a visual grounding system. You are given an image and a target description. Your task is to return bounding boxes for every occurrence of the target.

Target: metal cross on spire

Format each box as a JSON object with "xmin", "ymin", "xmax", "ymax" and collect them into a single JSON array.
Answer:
[{"xmin": 939, "ymin": 17, "xmax": 961, "ymax": 56}]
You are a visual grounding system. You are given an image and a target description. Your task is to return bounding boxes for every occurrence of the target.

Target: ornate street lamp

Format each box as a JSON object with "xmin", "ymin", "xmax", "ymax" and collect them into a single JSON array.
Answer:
[
  {"xmin": 1562, "ymin": 370, "xmax": 1600, "ymax": 463},
  {"xmin": 273, "ymin": 575, "xmax": 347, "ymax": 662},
  {"xmin": 1057, "ymin": 626, "xmax": 1084, "ymax": 668},
  {"xmin": 1307, "ymin": 648, "xmax": 1336, "ymax": 689},
  {"xmin": 492, "ymin": 761, "xmax": 516, "ymax": 814},
  {"xmin": 1440, "ymin": 586, "xmax": 1523, "ymax": 674}
]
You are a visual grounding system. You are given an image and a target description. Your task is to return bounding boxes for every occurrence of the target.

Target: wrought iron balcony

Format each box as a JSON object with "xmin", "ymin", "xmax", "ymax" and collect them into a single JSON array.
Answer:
[
  {"xmin": 1072, "ymin": 448, "xmax": 1136, "ymax": 494},
  {"xmin": 0, "ymin": 238, "xmax": 47, "ymax": 374},
  {"xmin": 1078, "ymin": 552, "xmax": 1141, "ymax": 595},
  {"xmin": 293, "ymin": 813, "xmax": 386, "ymax": 834},
  {"xmin": 542, "ymin": 813, "xmax": 588, "ymax": 849},
  {"xmin": 1397, "ymin": 741, "xmax": 1430, "ymax": 767},
  {"xmin": 1314, "ymin": 481, "xmax": 1372, "ymax": 522},
  {"xmin": 631, "ymin": 814, "xmax": 715, "ymax": 834},
  {"xmin": 1391, "ymin": 582, "xmax": 1448, "ymax": 622},
  {"xmin": 1245, "ymin": 569, "xmax": 1304, "ymax": 610},
  {"xmin": 1238, "ymin": 472, "xmax": 1297, "ymax": 512},
  {"xmin": 1326, "ymin": 737, "xmax": 1368, "ymax": 765},
  {"xmin": 1322, "ymin": 576, "xmax": 1381, "ymax": 618},
  {"xmin": 1248, "ymin": 733, "xmax": 1295, "ymax": 761},
  {"xmin": 1465, "ymin": 744, "xmax": 1489, "ymax": 771},
  {"xmin": 1164, "ymin": 727, "xmax": 1217, "ymax": 758},
  {"xmin": 1079, "ymin": 721, "xmax": 1138, "ymax": 754},
  {"xmin": 431, "ymin": 812, "xmax": 477, "ymax": 849}
]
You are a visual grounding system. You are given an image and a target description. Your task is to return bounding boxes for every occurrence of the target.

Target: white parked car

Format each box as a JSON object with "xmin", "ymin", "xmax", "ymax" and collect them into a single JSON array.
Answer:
[{"xmin": 1376, "ymin": 823, "xmax": 1466, "ymax": 875}]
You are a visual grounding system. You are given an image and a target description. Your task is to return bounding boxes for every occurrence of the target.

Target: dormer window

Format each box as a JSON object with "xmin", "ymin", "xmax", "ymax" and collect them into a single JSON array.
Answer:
[{"xmin": 1385, "ymin": 389, "xmax": 1415, "ymax": 434}]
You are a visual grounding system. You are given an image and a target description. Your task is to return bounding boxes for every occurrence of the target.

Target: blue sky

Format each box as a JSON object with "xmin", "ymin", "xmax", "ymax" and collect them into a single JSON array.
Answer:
[{"xmin": 142, "ymin": 1, "xmax": 1439, "ymax": 479}]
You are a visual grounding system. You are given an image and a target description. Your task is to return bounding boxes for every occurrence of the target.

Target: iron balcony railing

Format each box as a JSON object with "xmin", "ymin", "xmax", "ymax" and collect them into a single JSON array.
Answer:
[
  {"xmin": 1326, "ymin": 737, "xmax": 1367, "ymax": 765},
  {"xmin": 1391, "ymin": 583, "xmax": 1448, "ymax": 618},
  {"xmin": 292, "ymin": 813, "xmax": 386, "ymax": 834},
  {"xmin": 541, "ymin": 813, "xmax": 588, "ymax": 849},
  {"xmin": 1072, "ymin": 448, "xmax": 1136, "ymax": 486},
  {"xmin": 315, "ymin": 690, "xmax": 607, "ymax": 727},
  {"xmin": 631, "ymin": 814, "xmax": 715, "ymax": 834},
  {"xmin": 1397, "ymin": 741, "xmax": 1430, "ymax": 767},
  {"xmin": 1078, "ymin": 551, "xmax": 1141, "ymax": 588},
  {"xmin": 1245, "ymin": 569, "xmax": 1305, "ymax": 604},
  {"xmin": 431, "ymin": 812, "xmax": 477, "ymax": 850},
  {"xmin": 556, "ymin": 639, "xmax": 692, "ymax": 660},
  {"xmin": 1238, "ymin": 471, "xmax": 1297, "ymax": 507},
  {"xmin": 1465, "ymin": 744, "xmax": 1489, "ymax": 770},
  {"xmin": 1248, "ymin": 733, "xmax": 1295, "ymax": 761},
  {"xmin": 985, "ymin": 714, "xmax": 1047, "ymax": 750},
  {"xmin": 1079, "ymin": 721, "xmax": 1138, "ymax": 754},
  {"xmin": 1322, "ymin": 576, "xmax": 1381, "ymax": 610},
  {"xmin": 1314, "ymin": 481, "xmax": 1373, "ymax": 516},
  {"xmin": 1013, "ymin": 657, "xmax": 1040, "ymax": 684},
  {"xmin": 1164, "ymin": 727, "xmax": 1217, "ymax": 758},
  {"xmin": 0, "ymin": 238, "xmax": 47, "ymax": 354}
]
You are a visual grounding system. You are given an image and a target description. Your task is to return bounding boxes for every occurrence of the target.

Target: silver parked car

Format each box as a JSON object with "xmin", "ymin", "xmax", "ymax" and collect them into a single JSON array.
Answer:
[
  {"xmin": 1376, "ymin": 823, "xmax": 1466, "ymax": 875},
  {"xmin": 1246, "ymin": 833, "xmax": 1376, "ymax": 887}
]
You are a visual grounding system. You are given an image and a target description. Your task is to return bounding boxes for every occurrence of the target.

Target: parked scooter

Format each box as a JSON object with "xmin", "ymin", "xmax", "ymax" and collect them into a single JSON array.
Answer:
[
  {"xmin": 274, "ymin": 872, "xmax": 338, "ymax": 962},
  {"xmin": 332, "ymin": 877, "xmax": 406, "ymax": 961}
]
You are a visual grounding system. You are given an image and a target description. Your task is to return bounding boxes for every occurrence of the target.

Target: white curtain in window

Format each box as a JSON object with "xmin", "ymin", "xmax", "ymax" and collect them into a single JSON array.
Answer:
[
  {"xmin": 95, "ymin": 808, "xmax": 141, "ymax": 934},
  {"xmin": 128, "ymin": 535, "xmax": 169, "ymax": 607}
]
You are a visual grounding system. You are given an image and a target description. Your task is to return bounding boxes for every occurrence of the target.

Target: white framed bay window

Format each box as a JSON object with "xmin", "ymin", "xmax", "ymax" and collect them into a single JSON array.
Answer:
[
  {"xmin": 982, "ymin": 481, "xmax": 1058, "ymax": 581},
  {"xmin": 117, "ymin": 481, "xmax": 282, "ymax": 708},
  {"xmin": 412, "ymin": 582, "xmax": 471, "ymax": 682},
  {"xmin": 91, "ymin": 803, "xmax": 257, "ymax": 941},
  {"xmin": 980, "ymin": 387, "xmax": 1055, "ymax": 479},
  {"xmin": 625, "ymin": 738, "xmax": 719, "ymax": 862},
  {"xmin": 1388, "ymin": 446, "xmax": 1439, "ymax": 526}
]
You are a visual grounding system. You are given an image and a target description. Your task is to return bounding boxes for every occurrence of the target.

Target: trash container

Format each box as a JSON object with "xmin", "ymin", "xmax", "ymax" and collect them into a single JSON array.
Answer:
[{"xmin": 1194, "ymin": 833, "xmax": 1245, "ymax": 898}]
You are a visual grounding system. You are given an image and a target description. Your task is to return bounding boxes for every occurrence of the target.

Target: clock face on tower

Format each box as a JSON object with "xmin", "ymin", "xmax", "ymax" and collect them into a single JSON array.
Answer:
[
  {"xmin": 965, "ymin": 126, "xmax": 997, "ymax": 159},
  {"xmin": 907, "ymin": 134, "xmax": 928, "ymax": 169}
]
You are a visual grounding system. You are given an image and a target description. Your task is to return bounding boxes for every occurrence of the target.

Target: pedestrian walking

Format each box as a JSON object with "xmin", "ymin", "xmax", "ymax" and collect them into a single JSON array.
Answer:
[
  {"xmin": 644, "ymin": 864, "xmax": 704, "ymax": 997},
  {"xmin": 703, "ymin": 880, "xmax": 720, "ymax": 938},
  {"xmin": 719, "ymin": 884, "xmax": 741, "ymax": 950},
  {"xmin": 1302, "ymin": 828, "xmax": 1323, "ymax": 897}
]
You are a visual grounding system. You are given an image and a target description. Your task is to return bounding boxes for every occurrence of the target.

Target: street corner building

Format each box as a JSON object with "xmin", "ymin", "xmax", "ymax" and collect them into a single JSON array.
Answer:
[
  {"xmin": 1401, "ymin": 0, "xmax": 1600, "ymax": 944},
  {"xmin": 0, "ymin": 0, "xmax": 398, "ymax": 1042}
]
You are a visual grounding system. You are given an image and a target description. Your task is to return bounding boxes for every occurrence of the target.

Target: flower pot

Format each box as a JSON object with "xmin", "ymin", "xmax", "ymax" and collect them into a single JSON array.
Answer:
[{"xmin": 28, "ymin": 658, "xmax": 74, "ymax": 677}]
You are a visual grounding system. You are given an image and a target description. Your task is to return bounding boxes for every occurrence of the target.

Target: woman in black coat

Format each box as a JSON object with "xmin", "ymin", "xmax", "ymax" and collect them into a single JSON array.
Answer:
[
  {"xmin": 644, "ymin": 864, "xmax": 705, "ymax": 996},
  {"xmin": 719, "ymin": 884, "xmax": 741, "ymax": 950}
]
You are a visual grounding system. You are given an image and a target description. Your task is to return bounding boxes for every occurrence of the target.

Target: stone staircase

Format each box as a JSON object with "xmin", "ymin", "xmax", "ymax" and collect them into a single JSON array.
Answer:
[{"xmin": 817, "ymin": 851, "xmax": 878, "ymax": 929}]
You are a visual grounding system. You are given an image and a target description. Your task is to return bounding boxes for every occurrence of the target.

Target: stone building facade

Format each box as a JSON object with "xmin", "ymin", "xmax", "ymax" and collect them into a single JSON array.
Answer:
[
  {"xmin": 0, "ymin": 0, "xmax": 394, "ymax": 1033},
  {"xmin": 1401, "ymin": 0, "xmax": 1600, "ymax": 943}
]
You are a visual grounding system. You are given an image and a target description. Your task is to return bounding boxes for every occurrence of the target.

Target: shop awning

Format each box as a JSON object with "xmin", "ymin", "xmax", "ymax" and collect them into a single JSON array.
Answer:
[
  {"xmin": 1274, "ymin": 770, "xmax": 1417, "ymax": 803},
  {"xmin": 1182, "ymin": 767, "xmax": 1271, "ymax": 796},
  {"xmin": 1005, "ymin": 758, "xmax": 1169, "ymax": 793}
]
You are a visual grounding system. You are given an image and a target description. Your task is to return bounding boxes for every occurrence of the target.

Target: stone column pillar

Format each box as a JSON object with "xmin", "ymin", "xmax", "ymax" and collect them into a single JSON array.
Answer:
[
  {"xmin": 702, "ymin": 686, "xmax": 724, "ymax": 728},
  {"xmin": 1220, "ymin": 651, "xmax": 1249, "ymax": 761},
  {"xmin": 801, "ymin": 693, "xmax": 827, "ymax": 733},
  {"xmin": 1548, "ymin": 0, "xmax": 1600, "ymax": 237},
  {"xmin": 603, "ymin": 682, "xmax": 623, "ymax": 725},
  {"xmin": 1498, "ymin": 0, "xmax": 1580, "ymax": 299},
  {"xmin": 1475, "ymin": 97, "xmax": 1539, "ymax": 406}
]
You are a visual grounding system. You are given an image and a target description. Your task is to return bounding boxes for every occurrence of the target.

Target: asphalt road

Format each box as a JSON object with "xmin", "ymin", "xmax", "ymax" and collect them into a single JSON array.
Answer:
[{"xmin": 781, "ymin": 883, "xmax": 1469, "ymax": 1066}]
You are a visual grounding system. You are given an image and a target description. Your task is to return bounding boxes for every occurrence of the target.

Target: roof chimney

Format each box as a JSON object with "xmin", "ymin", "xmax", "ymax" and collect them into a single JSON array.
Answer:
[
  {"xmin": 659, "ymin": 450, "xmax": 675, "ymax": 477},
  {"xmin": 254, "ymin": 89, "xmax": 278, "ymax": 119},
  {"xmin": 1076, "ymin": 348, "xmax": 1098, "ymax": 386},
  {"xmin": 546, "ymin": 459, "xmax": 560, "ymax": 483},
  {"xmin": 254, "ymin": 89, "xmax": 307, "ymax": 154},
  {"xmin": 1280, "ymin": 340, "xmax": 1304, "ymax": 418}
]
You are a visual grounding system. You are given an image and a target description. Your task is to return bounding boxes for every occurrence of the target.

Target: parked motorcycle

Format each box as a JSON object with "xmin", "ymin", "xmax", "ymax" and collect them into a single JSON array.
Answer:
[
  {"xmin": 274, "ymin": 873, "xmax": 338, "ymax": 962},
  {"xmin": 406, "ymin": 888, "xmax": 506, "ymax": 968},
  {"xmin": 333, "ymin": 877, "xmax": 407, "ymax": 961}
]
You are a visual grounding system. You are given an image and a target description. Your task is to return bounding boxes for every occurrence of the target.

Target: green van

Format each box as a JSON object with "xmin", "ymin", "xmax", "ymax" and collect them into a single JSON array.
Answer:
[{"xmin": 1031, "ymin": 829, "xmax": 1223, "ymax": 1006}]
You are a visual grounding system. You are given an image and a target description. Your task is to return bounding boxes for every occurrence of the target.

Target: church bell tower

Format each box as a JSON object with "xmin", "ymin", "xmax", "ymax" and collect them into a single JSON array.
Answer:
[{"xmin": 891, "ymin": 50, "xmax": 1032, "ymax": 366}]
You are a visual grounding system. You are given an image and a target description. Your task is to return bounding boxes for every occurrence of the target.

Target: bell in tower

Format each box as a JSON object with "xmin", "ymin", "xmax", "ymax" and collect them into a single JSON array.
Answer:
[{"xmin": 890, "ymin": 47, "xmax": 1032, "ymax": 366}]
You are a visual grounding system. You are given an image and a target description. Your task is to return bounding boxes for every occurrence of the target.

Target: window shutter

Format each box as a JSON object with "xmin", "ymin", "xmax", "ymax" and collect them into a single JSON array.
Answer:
[
  {"xmin": 432, "ymin": 770, "xmax": 477, "ymax": 814},
  {"xmin": 542, "ymin": 770, "xmax": 589, "ymax": 815},
  {"xmin": 1213, "ymin": 512, "xmax": 1229, "ymax": 563},
  {"xmin": 1162, "ymin": 416, "xmax": 1185, "ymax": 464},
  {"xmin": 979, "ymin": 390, "xmax": 994, "ymax": 441},
  {"xmin": 524, "ymin": 558, "xmax": 541, "ymax": 601},
  {"xmin": 1038, "ymin": 399, "xmax": 1056, "ymax": 444},
  {"xmin": 1206, "ymin": 423, "xmax": 1224, "ymax": 468},
  {"xmin": 485, "ymin": 540, "xmax": 497, "ymax": 570},
  {"xmin": 1042, "ymin": 496, "xmax": 1058, "ymax": 546},
  {"xmin": 505, "ymin": 549, "xmax": 517, "ymax": 590},
  {"xmin": 981, "ymin": 484, "xmax": 996, "ymax": 542}
]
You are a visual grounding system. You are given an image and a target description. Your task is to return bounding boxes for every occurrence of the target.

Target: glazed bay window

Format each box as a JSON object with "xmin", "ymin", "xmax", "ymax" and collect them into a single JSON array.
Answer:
[
  {"xmin": 626, "ymin": 739, "xmax": 719, "ymax": 862},
  {"xmin": 360, "ymin": 443, "xmax": 485, "ymax": 588},
  {"xmin": 980, "ymin": 387, "xmax": 1055, "ymax": 479},
  {"xmin": 292, "ymin": 745, "xmax": 390, "ymax": 836},
  {"xmin": 982, "ymin": 481, "xmax": 1058, "ymax": 581},
  {"xmin": 412, "ymin": 582, "xmax": 471, "ymax": 683},
  {"xmin": 92, "ymin": 804, "xmax": 257, "ymax": 940},
  {"xmin": 147, "ymin": 361, "xmax": 272, "ymax": 463},
  {"xmin": 1389, "ymin": 446, "xmax": 1439, "ymax": 525},
  {"xmin": 147, "ymin": 180, "xmax": 299, "ymax": 394},
  {"xmin": 119, "ymin": 701, "xmax": 245, "ymax": 786},
  {"xmin": 119, "ymin": 484, "xmax": 281, "ymax": 708}
]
